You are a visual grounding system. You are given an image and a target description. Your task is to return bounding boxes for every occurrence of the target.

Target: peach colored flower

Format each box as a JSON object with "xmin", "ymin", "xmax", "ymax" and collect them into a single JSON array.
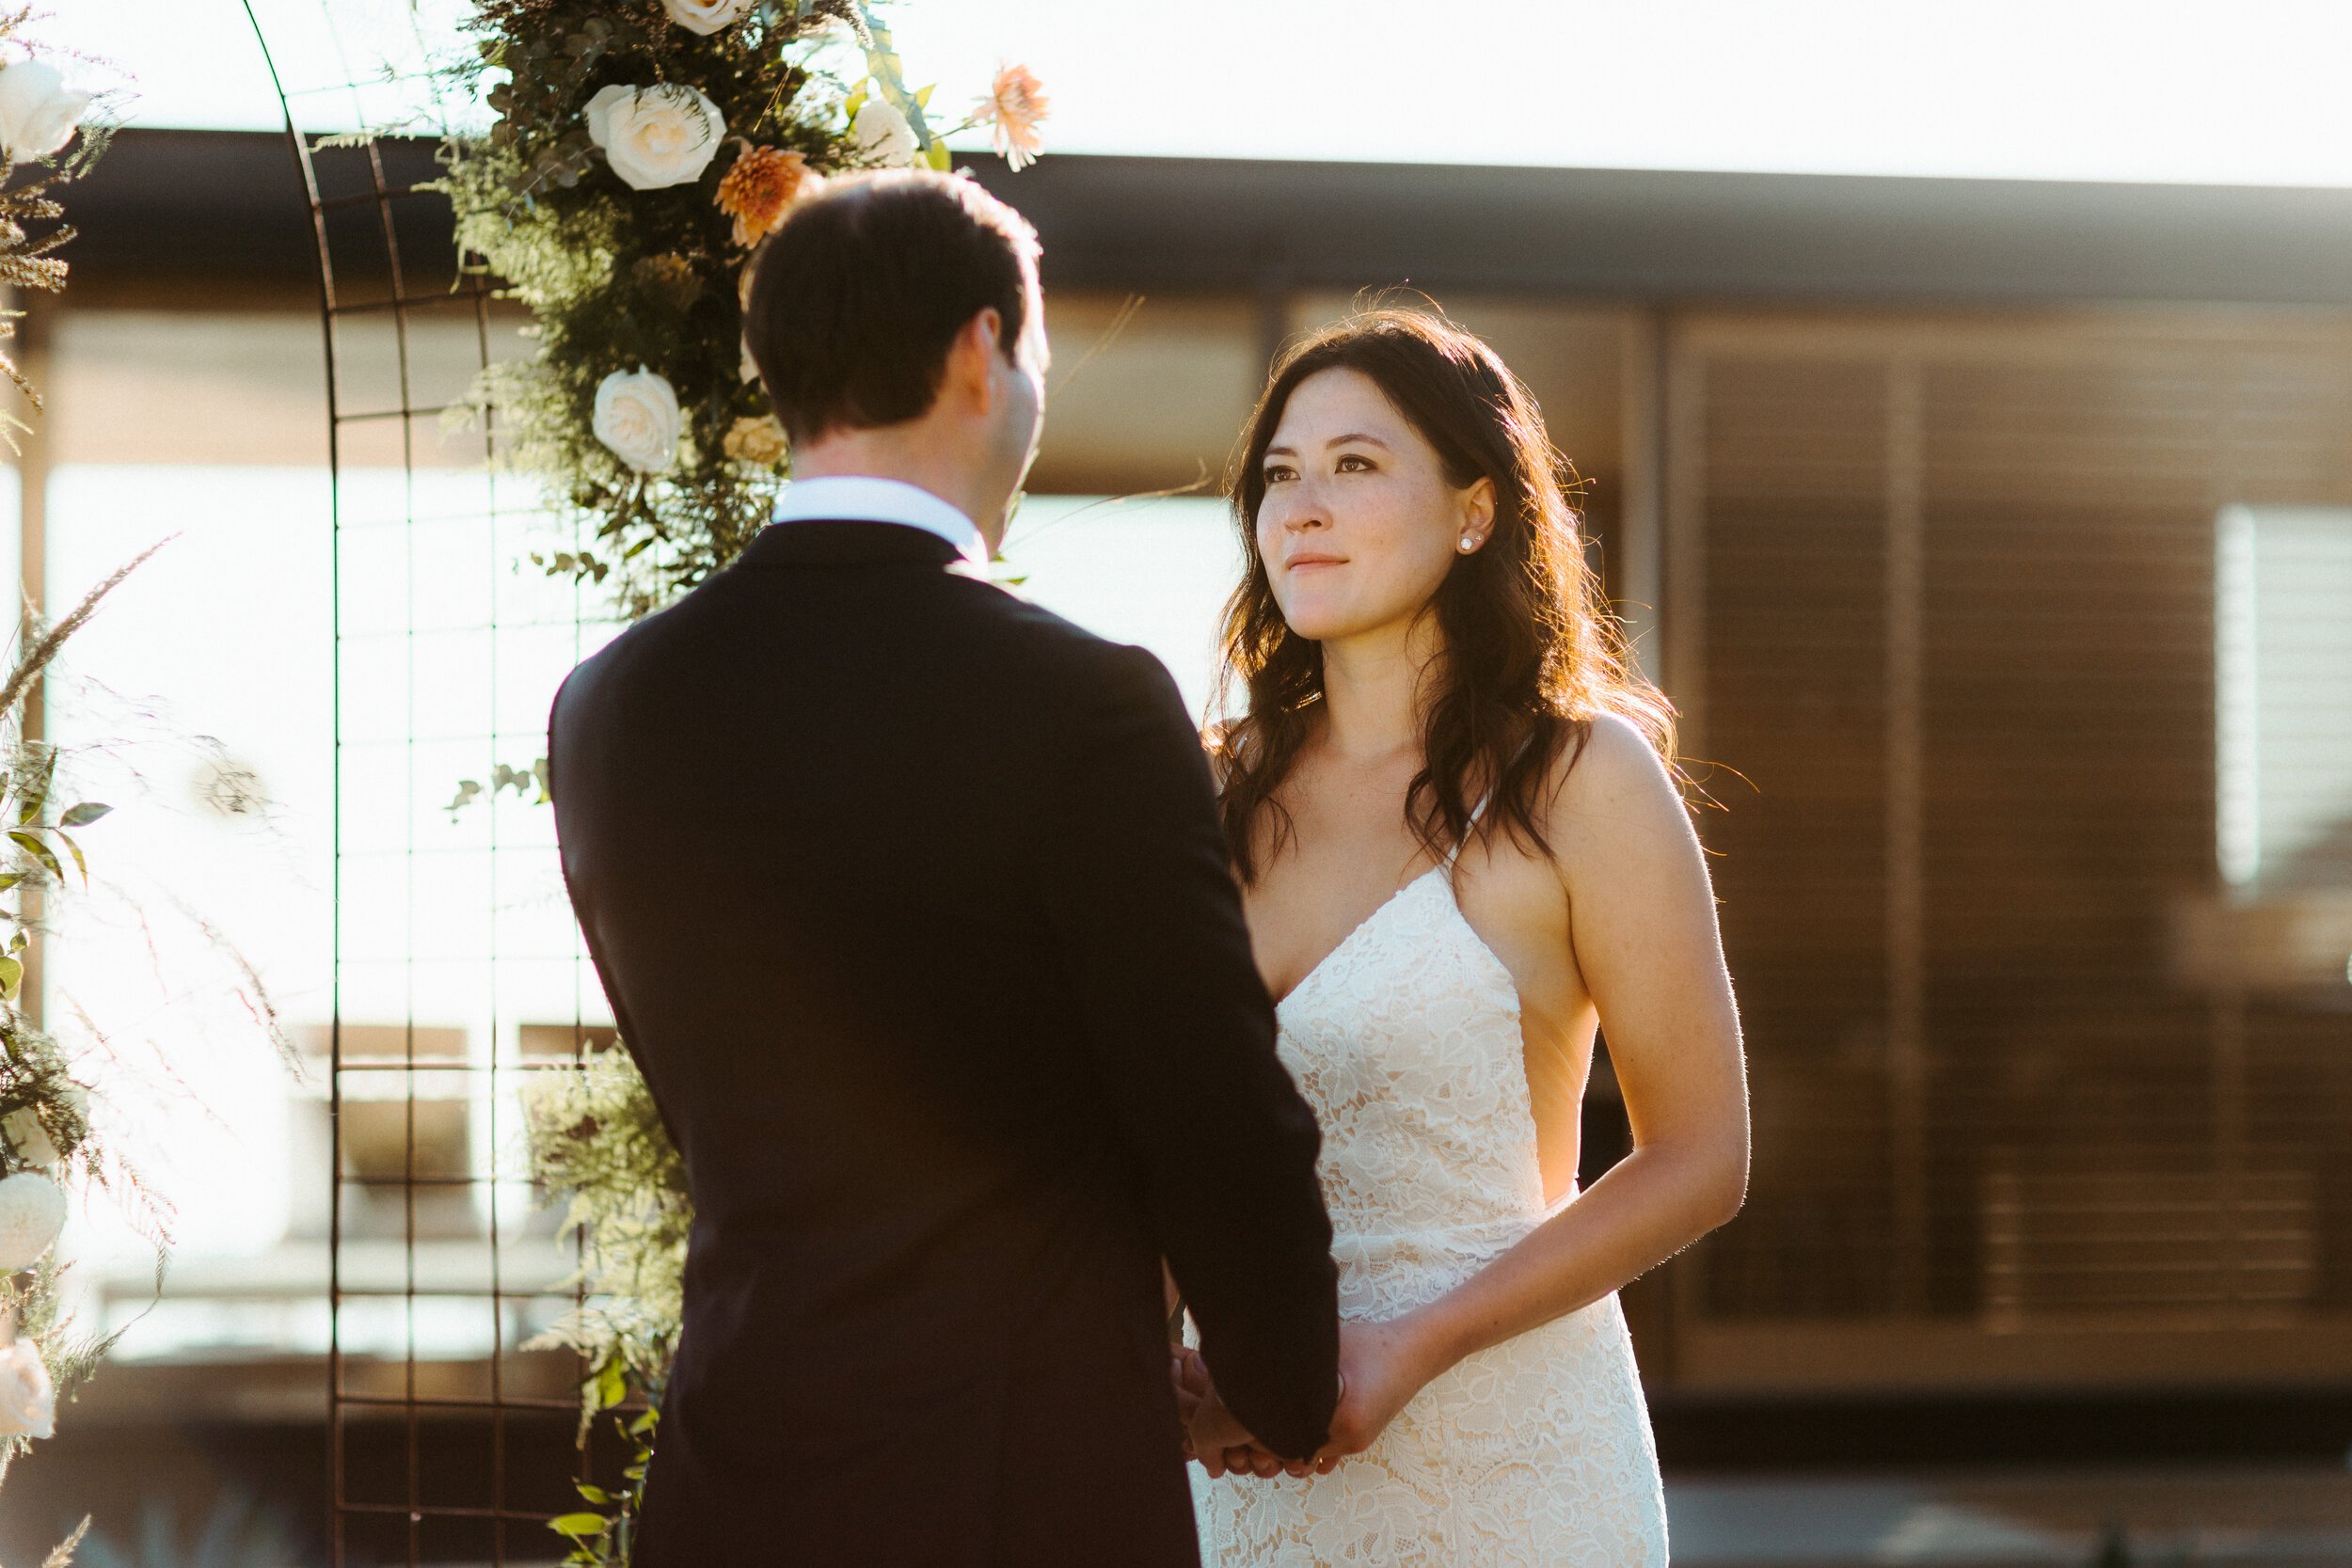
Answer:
[
  {"xmin": 716, "ymin": 145, "xmax": 818, "ymax": 247},
  {"xmin": 976, "ymin": 64, "xmax": 1049, "ymax": 171}
]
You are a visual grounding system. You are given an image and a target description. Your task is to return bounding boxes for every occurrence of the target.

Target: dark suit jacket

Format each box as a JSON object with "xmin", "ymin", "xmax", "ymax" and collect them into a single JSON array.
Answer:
[{"xmin": 548, "ymin": 518, "xmax": 1340, "ymax": 1567}]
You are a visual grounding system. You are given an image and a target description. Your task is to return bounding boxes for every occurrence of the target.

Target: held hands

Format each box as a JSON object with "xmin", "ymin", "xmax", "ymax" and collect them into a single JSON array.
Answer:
[
  {"xmin": 1171, "ymin": 1346, "xmax": 1302, "ymax": 1480},
  {"xmin": 1174, "ymin": 1318, "xmax": 1438, "ymax": 1481}
]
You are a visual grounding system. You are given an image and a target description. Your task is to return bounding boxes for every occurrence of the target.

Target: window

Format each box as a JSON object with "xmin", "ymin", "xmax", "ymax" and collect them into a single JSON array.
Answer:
[{"xmin": 2217, "ymin": 505, "xmax": 2352, "ymax": 902}]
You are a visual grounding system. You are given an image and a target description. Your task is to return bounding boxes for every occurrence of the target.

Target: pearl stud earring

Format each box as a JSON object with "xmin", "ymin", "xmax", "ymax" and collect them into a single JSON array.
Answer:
[{"xmin": 1459, "ymin": 536, "xmax": 1477, "ymax": 553}]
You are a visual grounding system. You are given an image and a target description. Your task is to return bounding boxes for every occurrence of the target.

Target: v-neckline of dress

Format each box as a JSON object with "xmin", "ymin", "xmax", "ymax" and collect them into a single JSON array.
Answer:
[
  {"xmin": 1270, "ymin": 866, "xmax": 1447, "ymax": 1012},
  {"xmin": 1274, "ymin": 858, "xmax": 1528, "ymax": 1019}
]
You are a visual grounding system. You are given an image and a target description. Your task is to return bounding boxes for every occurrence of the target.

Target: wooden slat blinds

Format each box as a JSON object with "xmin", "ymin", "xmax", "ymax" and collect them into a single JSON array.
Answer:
[{"xmin": 1664, "ymin": 311, "xmax": 2352, "ymax": 1390}]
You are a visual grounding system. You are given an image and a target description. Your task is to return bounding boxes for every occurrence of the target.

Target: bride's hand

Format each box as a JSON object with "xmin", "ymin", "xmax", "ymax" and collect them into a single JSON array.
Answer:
[
  {"xmin": 1170, "ymin": 1345, "xmax": 1207, "ymax": 1428},
  {"xmin": 1316, "ymin": 1317, "xmax": 1438, "ymax": 1462},
  {"xmin": 1182, "ymin": 1366, "xmax": 1264, "ymax": 1480}
]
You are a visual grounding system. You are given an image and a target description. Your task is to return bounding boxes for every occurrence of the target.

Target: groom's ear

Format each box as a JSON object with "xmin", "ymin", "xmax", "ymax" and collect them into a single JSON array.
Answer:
[{"xmin": 941, "ymin": 307, "xmax": 1009, "ymax": 416}]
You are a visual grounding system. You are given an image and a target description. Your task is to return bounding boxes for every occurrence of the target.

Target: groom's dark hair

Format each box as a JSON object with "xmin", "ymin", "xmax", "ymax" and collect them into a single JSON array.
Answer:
[{"xmin": 745, "ymin": 169, "xmax": 1041, "ymax": 445}]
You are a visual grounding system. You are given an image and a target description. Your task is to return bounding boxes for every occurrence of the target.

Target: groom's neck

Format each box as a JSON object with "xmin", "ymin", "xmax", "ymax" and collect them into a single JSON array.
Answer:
[{"xmin": 793, "ymin": 422, "xmax": 1003, "ymax": 549}]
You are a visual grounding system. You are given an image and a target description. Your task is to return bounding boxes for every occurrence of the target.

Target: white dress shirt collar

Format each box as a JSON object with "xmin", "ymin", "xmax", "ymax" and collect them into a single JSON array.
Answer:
[{"xmin": 769, "ymin": 475, "xmax": 986, "ymax": 563}]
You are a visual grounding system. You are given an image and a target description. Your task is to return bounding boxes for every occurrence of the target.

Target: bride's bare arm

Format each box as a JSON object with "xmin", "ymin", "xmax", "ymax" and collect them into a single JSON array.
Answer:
[{"xmin": 1322, "ymin": 714, "xmax": 1749, "ymax": 1456}]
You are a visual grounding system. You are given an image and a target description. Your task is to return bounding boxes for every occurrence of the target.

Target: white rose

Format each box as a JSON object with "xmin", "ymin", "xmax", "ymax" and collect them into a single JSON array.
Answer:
[
  {"xmin": 1, "ymin": 1107, "xmax": 56, "ymax": 1167},
  {"xmin": 0, "ymin": 61, "xmax": 88, "ymax": 165},
  {"xmin": 851, "ymin": 98, "xmax": 919, "ymax": 168},
  {"xmin": 660, "ymin": 0, "xmax": 755, "ymax": 34},
  {"xmin": 593, "ymin": 367, "xmax": 683, "ymax": 475},
  {"xmin": 0, "ymin": 1338, "xmax": 54, "ymax": 1441},
  {"xmin": 0, "ymin": 1172, "xmax": 64, "ymax": 1271},
  {"xmin": 584, "ymin": 83, "xmax": 727, "ymax": 191}
]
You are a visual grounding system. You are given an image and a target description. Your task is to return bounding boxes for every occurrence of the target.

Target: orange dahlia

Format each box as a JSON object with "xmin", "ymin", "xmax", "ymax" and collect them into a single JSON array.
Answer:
[
  {"xmin": 716, "ymin": 145, "xmax": 817, "ymax": 247},
  {"xmin": 977, "ymin": 64, "xmax": 1049, "ymax": 172}
]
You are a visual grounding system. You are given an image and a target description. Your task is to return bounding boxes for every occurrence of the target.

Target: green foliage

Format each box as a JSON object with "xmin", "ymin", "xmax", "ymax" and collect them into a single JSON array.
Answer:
[
  {"xmin": 447, "ymin": 756, "xmax": 550, "ymax": 815},
  {"xmin": 548, "ymin": 1398, "xmax": 660, "ymax": 1567},
  {"xmin": 522, "ymin": 1045, "xmax": 684, "ymax": 1565},
  {"xmin": 0, "ymin": 0, "xmax": 119, "ymax": 439},
  {"xmin": 0, "ymin": 32, "xmax": 186, "ymax": 1497},
  {"xmin": 522, "ymin": 1044, "xmax": 689, "ymax": 1396},
  {"xmin": 433, "ymin": 2, "xmax": 1028, "ymax": 617},
  {"xmin": 433, "ymin": 0, "xmax": 894, "ymax": 616},
  {"xmin": 0, "ymin": 748, "xmax": 168, "ymax": 1474},
  {"xmin": 0, "ymin": 545, "xmax": 179, "ymax": 1479}
]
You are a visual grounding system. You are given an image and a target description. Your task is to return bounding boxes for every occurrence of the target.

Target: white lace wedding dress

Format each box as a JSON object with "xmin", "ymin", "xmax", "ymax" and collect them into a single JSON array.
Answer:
[{"xmin": 1189, "ymin": 841, "xmax": 1669, "ymax": 1566}]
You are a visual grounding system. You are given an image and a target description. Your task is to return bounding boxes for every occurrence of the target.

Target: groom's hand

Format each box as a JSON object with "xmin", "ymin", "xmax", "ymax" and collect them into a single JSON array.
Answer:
[
  {"xmin": 1184, "ymin": 1368, "xmax": 1287, "ymax": 1480},
  {"xmin": 1181, "ymin": 1356, "xmax": 1333, "ymax": 1480}
]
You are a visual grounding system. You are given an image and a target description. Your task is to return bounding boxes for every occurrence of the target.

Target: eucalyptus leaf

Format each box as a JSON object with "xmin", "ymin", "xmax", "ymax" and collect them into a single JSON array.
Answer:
[
  {"xmin": 52, "ymin": 830, "xmax": 86, "ymax": 886},
  {"xmin": 9, "ymin": 831, "xmax": 61, "ymax": 883},
  {"xmin": 548, "ymin": 1513, "xmax": 610, "ymax": 1539},
  {"xmin": 857, "ymin": 6, "xmax": 936, "ymax": 149},
  {"xmin": 0, "ymin": 955, "xmax": 24, "ymax": 1002},
  {"xmin": 57, "ymin": 802, "xmax": 110, "ymax": 827},
  {"xmin": 15, "ymin": 751, "xmax": 54, "ymax": 827}
]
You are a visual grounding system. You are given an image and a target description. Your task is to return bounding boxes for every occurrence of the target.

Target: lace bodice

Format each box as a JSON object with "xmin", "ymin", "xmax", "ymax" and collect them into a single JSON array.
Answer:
[
  {"xmin": 1274, "ymin": 867, "xmax": 1548, "ymax": 1314},
  {"xmin": 1190, "ymin": 858, "xmax": 1668, "ymax": 1567}
]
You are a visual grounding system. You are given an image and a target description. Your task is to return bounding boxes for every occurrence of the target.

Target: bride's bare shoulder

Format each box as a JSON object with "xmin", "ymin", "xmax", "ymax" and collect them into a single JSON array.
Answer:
[{"xmin": 1541, "ymin": 711, "xmax": 1696, "ymax": 864}]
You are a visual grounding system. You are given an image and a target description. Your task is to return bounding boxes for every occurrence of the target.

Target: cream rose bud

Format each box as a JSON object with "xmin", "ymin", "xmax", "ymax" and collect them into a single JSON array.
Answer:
[
  {"xmin": 0, "ymin": 60, "xmax": 88, "ymax": 165},
  {"xmin": 0, "ymin": 1338, "xmax": 54, "ymax": 1441},
  {"xmin": 851, "ymin": 98, "xmax": 919, "ymax": 168},
  {"xmin": 660, "ymin": 0, "xmax": 754, "ymax": 34},
  {"xmin": 723, "ymin": 414, "xmax": 787, "ymax": 467},
  {"xmin": 1, "ymin": 1107, "xmax": 57, "ymax": 1167},
  {"xmin": 593, "ymin": 368, "xmax": 683, "ymax": 474},
  {"xmin": 584, "ymin": 84, "xmax": 727, "ymax": 191}
]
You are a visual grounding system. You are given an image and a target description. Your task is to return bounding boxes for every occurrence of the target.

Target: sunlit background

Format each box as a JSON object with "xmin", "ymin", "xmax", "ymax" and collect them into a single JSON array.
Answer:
[{"xmin": 58, "ymin": 0, "xmax": 2352, "ymax": 185}]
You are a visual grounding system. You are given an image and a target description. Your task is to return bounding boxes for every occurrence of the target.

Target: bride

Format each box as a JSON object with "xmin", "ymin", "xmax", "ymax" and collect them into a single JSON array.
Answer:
[{"xmin": 1176, "ymin": 309, "xmax": 1749, "ymax": 1566}]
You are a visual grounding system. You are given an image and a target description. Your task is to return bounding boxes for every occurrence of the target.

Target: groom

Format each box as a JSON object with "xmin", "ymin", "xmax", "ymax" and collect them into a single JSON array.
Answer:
[{"xmin": 548, "ymin": 169, "xmax": 1340, "ymax": 1565}]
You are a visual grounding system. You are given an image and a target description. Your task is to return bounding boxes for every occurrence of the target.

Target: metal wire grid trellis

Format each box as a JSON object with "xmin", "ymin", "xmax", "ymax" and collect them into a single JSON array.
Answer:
[{"xmin": 243, "ymin": 4, "xmax": 621, "ymax": 1563}]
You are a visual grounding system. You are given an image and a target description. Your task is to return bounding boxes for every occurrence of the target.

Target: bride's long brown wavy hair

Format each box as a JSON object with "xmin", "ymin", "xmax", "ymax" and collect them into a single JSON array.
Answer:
[{"xmin": 1212, "ymin": 308, "xmax": 1676, "ymax": 883}]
